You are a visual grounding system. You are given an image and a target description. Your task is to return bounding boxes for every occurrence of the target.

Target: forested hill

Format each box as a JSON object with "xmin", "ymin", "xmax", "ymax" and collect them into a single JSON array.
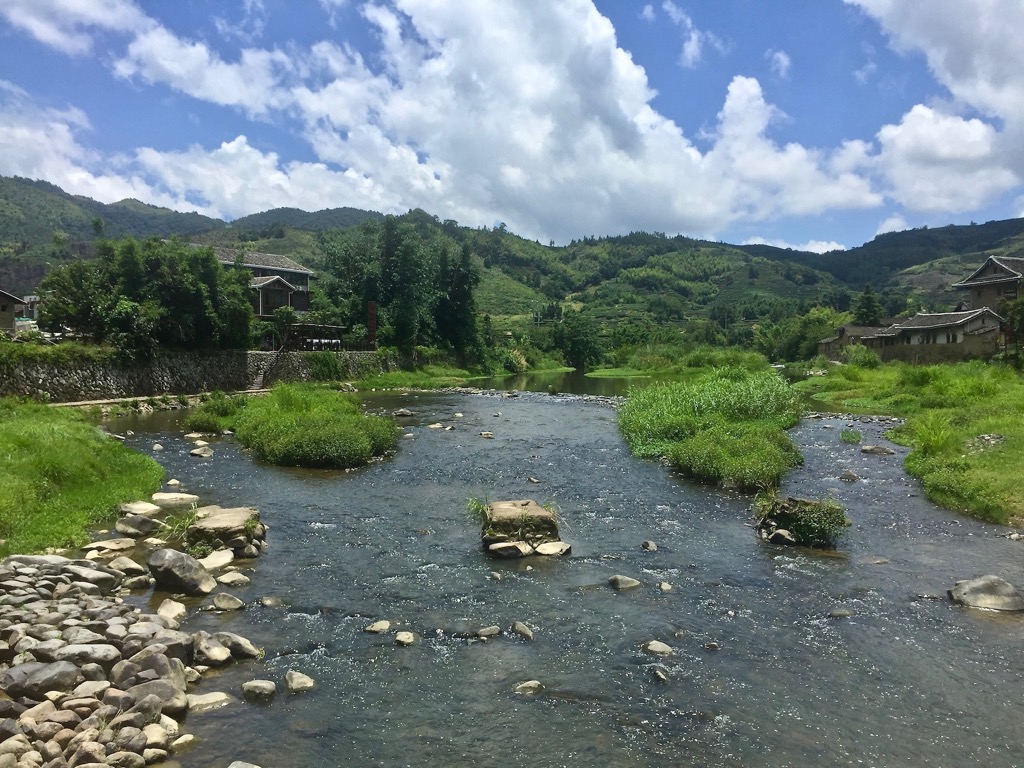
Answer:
[{"xmin": 738, "ymin": 217, "xmax": 1024, "ymax": 288}]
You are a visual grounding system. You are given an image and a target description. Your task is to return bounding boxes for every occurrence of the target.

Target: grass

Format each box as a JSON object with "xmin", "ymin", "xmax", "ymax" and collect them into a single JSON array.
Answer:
[
  {"xmin": 0, "ymin": 398, "xmax": 164, "ymax": 554},
  {"xmin": 233, "ymin": 383, "xmax": 399, "ymax": 469},
  {"xmin": 794, "ymin": 359, "xmax": 1024, "ymax": 523},
  {"xmin": 355, "ymin": 364, "xmax": 475, "ymax": 390},
  {"xmin": 754, "ymin": 491, "xmax": 849, "ymax": 548},
  {"xmin": 840, "ymin": 429, "xmax": 862, "ymax": 444},
  {"xmin": 619, "ymin": 367, "xmax": 803, "ymax": 491}
]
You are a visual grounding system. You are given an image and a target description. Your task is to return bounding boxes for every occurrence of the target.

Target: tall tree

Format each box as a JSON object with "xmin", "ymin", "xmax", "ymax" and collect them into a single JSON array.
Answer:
[{"xmin": 852, "ymin": 285, "xmax": 883, "ymax": 326}]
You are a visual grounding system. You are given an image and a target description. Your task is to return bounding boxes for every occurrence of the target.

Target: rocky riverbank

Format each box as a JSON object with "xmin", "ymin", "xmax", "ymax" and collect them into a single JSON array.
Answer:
[{"xmin": 0, "ymin": 492, "xmax": 298, "ymax": 768}]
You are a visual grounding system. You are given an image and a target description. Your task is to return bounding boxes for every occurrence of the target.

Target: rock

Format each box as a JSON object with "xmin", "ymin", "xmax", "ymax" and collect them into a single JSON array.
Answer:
[
  {"xmin": 152, "ymin": 444, "xmax": 164, "ymax": 452},
  {"xmin": 186, "ymin": 691, "xmax": 236, "ymax": 713},
  {"xmin": 213, "ymin": 632, "xmax": 261, "ymax": 660},
  {"xmin": 658, "ymin": 582, "xmax": 673, "ymax": 592},
  {"xmin": 949, "ymin": 575, "xmax": 1024, "ymax": 611},
  {"xmin": 1, "ymin": 661, "xmax": 82, "ymax": 699},
  {"xmin": 186, "ymin": 506, "xmax": 261, "ymax": 550},
  {"xmin": 768, "ymin": 529, "xmax": 798, "ymax": 544},
  {"xmin": 642, "ymin": 640, "xmax": 674, "ymax": 656},
  {"xmin": 476, "ymin": 626, "xmax": 501, "ymax": 639},
  {"xmin": 704, "ymin": 642, "xmax": 722, "ymax": 651},
  {"xmin": 392, "ymin": 408, "xmax": 414, "ymax": 417},
  {"xmin": 608, "ymin": 575, "xmax": 641, "ymax": 591},
  {"xmin": 479, "ymin": 431, "xmax": 494, "ymax": 439},
  {"xmin": 258, "ymin": 596, "xmax": 283, "ymax": 608},
  {"xmin": 534, "ymin": 541, "xmax": 571, "ymax": 556},
  {"xmin": 839, "ymin": 470, "xmax": 860, "ymax": 482},
  {"xmin": 156, "ymin": 599, "xmax": 187, "ymax": 626},
  {"xmin": 861, "ymin": 445, "xmax": 896, "ymax": 456},
  {"xmin": 147, "ymin": 549, "xmax": 216, "ymax": 596},
  {"xmin": 217, "ymin": 570, "xmax": 251, "ymax": 587},
  {"xmin": 149, "ymin": 493, "xmax": 199, "ymax": 509},
  {"xmin": 285, "ymin": 670, "xmax": 316, "ymax": 693},
  {"xmin": 514, "ymin": 680, "xmax": 543, "ymax": 695},
  {"xmin": 119, "ymin": 501, "xmax": 161, "ymax": 517},
  {"xmin": 115, "ymin": 516, "xmax": 160, "ymax": 538},
  {"xmin": 107, "ymin": 556, "xmax": 147, "ymax": 576},
  {"xmin": 364, "ymin": 620, "xmax": 391, "ymax": 634},
  {"xmin": 395, "ymin": 632, "xmax": 415, "ymax": 646},
  {"xmin": 80, "ymin": 538, "xmax": 136, "ymax": 554},
  {"xmin": 127, "ymin": 681, "xmax": 186, "ymax": 717},
  {"xmin": 487, "ymin": 541, "xmax": 533, "ymax": 558},
  {"xmin": 829, "ymin": 608, "xmax": 856, "ymax": 619},
  {"xmin": 197, "ymin": 549, "xmax": 234, "ymax": 571},
  {"xmin": 105, "ymin": 751, "xmax": 146, "ymax": 768},
  {"xmin": 510, "ymin": 621, "xmax": 533, "ymax": 641},
  {"xmin": 241, "ymin": 680, "xmax": 276, "ymax": 702},
  {"xmin": 641, "ymin": 540, "xmax": 657, "ymax": 551},
  {"xmin": 170, "ymin": 733, "xmax": 196, "ymax": 752},
  {"xmin": 192, "ymin": 632, "xmax": 232, "ymax": 666},
  {"xmin": 212, "ymin": 593, "xmax": 245, "ymax": 611},
  {"xmin": 189, "ymin": 446, "xmax": 214, "ymax": 458},
  {"xmin": 61, "ymin": 563, "xmax": 122, "ymax": 592},
  {"xmin": 54, "ymin": 644, "xmax": 121, "ymax": 668},
  {"xmin": 651, "ymin": 667, "xmax": 670, "ymax": 683}
]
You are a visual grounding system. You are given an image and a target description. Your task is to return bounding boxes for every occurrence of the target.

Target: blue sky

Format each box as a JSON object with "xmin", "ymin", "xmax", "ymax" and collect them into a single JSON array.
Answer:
[{"xmin": 1, "ymin": 1, "xmax": 1022, "ymax": 252}]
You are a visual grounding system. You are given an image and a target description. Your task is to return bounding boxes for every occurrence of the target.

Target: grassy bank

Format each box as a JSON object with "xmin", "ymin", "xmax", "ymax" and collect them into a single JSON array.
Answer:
[
  {"xmin": 0, "ymin": 398, "xmax": 164, "ymax": 555},
  {"xmin": 618, "ymin": 367, "xmax": 802, "ymax": 491},
  {"xmin": 795, "ymin": 360, "xmax": 1024, "ymax": 523},
  {"xmin": 188, "ymin": 384, "xmax": 399, "ymax": 469}
]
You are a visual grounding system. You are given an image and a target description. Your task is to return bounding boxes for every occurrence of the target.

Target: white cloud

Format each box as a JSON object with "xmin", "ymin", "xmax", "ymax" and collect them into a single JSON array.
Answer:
[
  {"xmin": 875, "ymin": 213, "xmax": 908, "ymax": 236},
  {"xmin": 0, "ymin": 0, "xmax": 886, "ymax": 243},
  {"xmin": 640, "ymin": 5, "xmax": 655, "ymax": 22},
  {"xmin": 876, "ymin": 104, "xmax": 1018, "ymax": 211},
  {"xmin": 743, "ymin": 237, "xmax": 846, "ymax": 254},
  {"xmin": 766, "ymin": 49, "xmax": 791, "ymax": 79},
  {"xmin": 661, "ymin": 1, "xmax": 725, "ymax": 69},
  {"xmin": 0, "ymin": 0, "xmax": 151, "ymax": 55}
]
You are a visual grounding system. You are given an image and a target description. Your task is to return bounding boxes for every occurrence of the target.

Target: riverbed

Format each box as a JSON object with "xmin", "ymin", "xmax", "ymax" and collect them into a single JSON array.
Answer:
[{"xmin": 112, "ymin": 389, "xmax": 1024, "ymax": 768}]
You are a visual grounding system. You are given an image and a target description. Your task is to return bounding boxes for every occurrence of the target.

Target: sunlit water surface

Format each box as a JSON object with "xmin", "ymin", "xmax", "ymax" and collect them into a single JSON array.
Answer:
[{"xmin": 110, "ymin": 388, "xmax": 1024, "ymax": 768}]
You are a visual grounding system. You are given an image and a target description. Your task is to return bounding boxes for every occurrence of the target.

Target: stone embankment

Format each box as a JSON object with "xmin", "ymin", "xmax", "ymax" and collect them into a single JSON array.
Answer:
[
  {"xmin": 0, "ymin": 350, "xmax": 395, "ymax": 403},
  {"xmin": 0, "ymin": 492, "xmax": 296, "ymax": 768}
]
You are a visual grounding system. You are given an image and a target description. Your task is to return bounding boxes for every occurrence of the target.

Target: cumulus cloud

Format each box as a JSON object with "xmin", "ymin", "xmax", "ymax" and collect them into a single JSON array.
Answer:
[
  {"xmin": 875, "ymin": 213, "xmax": 908, "ymax": 236},
  {"xmin": 766, "ymin": 49, "xmax": 791, "ymax": 79},
  {"xmin": 0, "ymin": 0, "xmax": 151, "ymax": 55},
  {"xmin": 743, "ymin": 237, "xmax": 846, "ymax": 254},
  {"xmin": 661, "ymin": 1, "xmax": 725, "ymax": 69}
]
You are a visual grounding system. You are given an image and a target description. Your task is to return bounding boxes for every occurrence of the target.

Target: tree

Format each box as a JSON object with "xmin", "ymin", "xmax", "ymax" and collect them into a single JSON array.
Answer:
[
  {"xmin": 552, "ymin": 310, "xmax": 603, "ymax": 371},
  {"xmin": 852, "ymin": 285, "xmax": 883, "ymax": 326}
]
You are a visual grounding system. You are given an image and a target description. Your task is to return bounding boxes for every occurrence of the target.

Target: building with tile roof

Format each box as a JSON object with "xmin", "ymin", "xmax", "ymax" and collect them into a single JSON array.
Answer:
[{"xmin": 952, "ymin": 255, "xmax": 1024, "ymax": 312}]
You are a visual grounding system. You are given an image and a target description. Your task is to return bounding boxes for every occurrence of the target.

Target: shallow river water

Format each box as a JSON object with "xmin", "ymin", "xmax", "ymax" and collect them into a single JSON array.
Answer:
[{"xmin": 112, "ymin": 389, "xmax": 1024, "ymax": 768}]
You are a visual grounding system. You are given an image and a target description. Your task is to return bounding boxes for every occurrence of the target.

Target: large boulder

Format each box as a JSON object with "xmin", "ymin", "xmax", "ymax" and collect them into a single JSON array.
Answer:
[
  {"xmin": 1, "ymin": 661, "xmax": 82, "ymax": 699},
  {"xmin": 186, "ymin": 506, "xmax": 263, "ymax": 553},
  {"xmin": 147, "ymin": 549, "xmax": 216, "ymax": 596},
  {"xmin": 949, "ymin": 575, "xmax": 1024, "ymax": 611}
]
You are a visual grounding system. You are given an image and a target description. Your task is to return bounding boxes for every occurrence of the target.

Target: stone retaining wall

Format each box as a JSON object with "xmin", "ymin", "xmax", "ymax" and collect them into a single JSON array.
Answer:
[{"xmin": 0, "ymin": 350, "xmax": 396, "ymax": 402}]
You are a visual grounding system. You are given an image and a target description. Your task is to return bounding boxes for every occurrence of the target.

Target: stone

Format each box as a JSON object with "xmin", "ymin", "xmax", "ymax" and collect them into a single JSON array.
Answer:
[
  {"xmin": 170, "ymin": 733, "xmax": 196, "ymax": 752},
  {"xmin": 1, "ymin": 662, "xmax": 82, "ymax": 699},
  {"xmin": 949, "ymin": 575, "xmax": 1024, "ymax": 611},
  {"xmin": 534, "ymin": 541, "xmax": 571, "ymax": 556},
  {"xmin": 119, "ymin": 501, "xmax": 162, "ymax": 518},
  {"xmin": 394, "ymin": 632, "xmax": 415, "ymax": 647},
  {"xmin": 364, "ymin": 620, "xmax": 391, "ymax": 634},
  {"xmin": 510, "ymin": 621, "xmax": 533, "ymax": 641},
  {"xmin": 212, "ymin": 632, "xmax": 261, "ymax": 660},
  {"xmin": 107, "ymin": 557, "xmax": 147, "ymax": 576},
  {"xmin": 861, "ymin": 445, "xmax": 896, "ymax": 456},
  {"xmin": 241, "ymin": 680, "xmax": 276, "ymax": 702},
  {"xmin": 211, "ymin": 593, "xmax": 245, "ymax": 611},
  {"xmin": 80, "ymin": 538, "xmax": 137, "ymax": 554},
  {"xmin": 147, "ymin": 549, "xmax": 216, "ymax": 596},
  {"xmin": 152, "ymin": 444, "xmax": 164, "ymax": 452},
  {"xmin": 608, "ymin": 575, "xmax": 641, "ymax": 591},
  {"xmin": 658, "ymin": 582, "xmax": 673, "ymax": 592},
  {"xmin": 217, "ymin": 571, "xmax": 250, "ymax": 587},
  {"xmin": 186, "ymin": 692, "xmax": 236, "ymax": 713},
  {"xmin": 487, "ymin": 542, "xmax": 534, "ymax": 558},
  {"xmin": 142, "ymin": 723, "xmax": 168, "ymax": 750},
  {"xmin": 829, "ymin": 608, "xmax": 857, "ymax": 619},
  {"xmin": 105, "ymin": 750, "xmax": 146, "ymax": 768},
  {"xmin": 156, "ymin": 600, "xmax": 187, "ymax": 627},
  {"xmin": 189, "ymin": 446, "xmax": 214, "ymax": 458},
  {"xmin": 768, "ymin": 529, "xmax": 798, "ymax": 544},
  {"xmin": 392, "ymin": 408, "xmax": 414, "ymax": 417},
  {"xmin": 479, "ymin": 431, "xmax": 494, "ymax": 438},
  {"xmin": 641, "ymin": 540, "xmax": 657, "ymax": 551},
  {"xmin": 149, "ymin": 493, "xmax": 199, "ymax": 509},
  {"xmin": 476, "ymin": 626, "xmax": 501, "ymax": 639},
  {"xmin": 284, "ymin": 670, "xmax": 316, "ymax": 693},
  {"xmin": 115, "ymin": 516, "xmax": 160, "ymax": 538},
  {"xmin": 839, "ymin": 470, "xmax": 860, "ymax": 482},
  {"xmin": 642, "ymin": 640, "xmax": 674, "ymax": 656},
  {"xmin": 514, "ymin": 680, "xmax": 543, "ymax": 695},
  {"xmin": 192, "ymin": 633, "xmax": 232, "ymax": 666},
  {"xmin": 126, "ymin": 681, "xmax": 186, "ymax": 718},
  {"xmin": 198, "ymin": 549, "xmax": 234, "ymax": 571}
]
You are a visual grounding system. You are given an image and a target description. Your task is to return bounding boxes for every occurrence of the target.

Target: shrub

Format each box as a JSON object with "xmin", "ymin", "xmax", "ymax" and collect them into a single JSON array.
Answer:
[
  {"xmin": 840, "ymin": 429, "xmax": 861, "ymax": 444},
  {"xmin": 841, "ymin": 344, "xmax": 881, "ymax": 369},
  {"xmin": 305, "ymin": 351, "xmax": 345, "ymax": 382},
  {"xmin": 754, "ymin": 492, "xmax": 849, "ymax": 548}
]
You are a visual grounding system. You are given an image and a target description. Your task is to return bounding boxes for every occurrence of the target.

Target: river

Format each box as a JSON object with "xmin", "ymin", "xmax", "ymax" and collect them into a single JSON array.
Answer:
[{"xmin": 110, "ymin": 385, "xmax": 1024, "ymax": 768}]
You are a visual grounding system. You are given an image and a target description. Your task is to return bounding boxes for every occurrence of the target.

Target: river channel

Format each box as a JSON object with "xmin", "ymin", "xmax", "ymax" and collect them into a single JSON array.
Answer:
[{"xmin": 109, "ymin": 384, "xmax": 1024, "ymax": 768}]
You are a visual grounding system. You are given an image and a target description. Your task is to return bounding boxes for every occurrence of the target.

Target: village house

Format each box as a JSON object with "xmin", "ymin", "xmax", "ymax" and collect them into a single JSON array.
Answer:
[
  {"xmin": 952, "ymin": 255, "xmax": 1024, "ymax": 311},
  {"xmin": 207, "ymin": 246, "xmax": 314, "ymax": 319},
  {"xmin": 0, "ymin": 289, "xmax": 27, "ymax": 335},
  {"xmin": 859, "ymin": 308, "xmax": 1002, "ymax": 363},
  {"xmin": 817, "ymin": 324, "xmax": 887, "ymax": 358}
]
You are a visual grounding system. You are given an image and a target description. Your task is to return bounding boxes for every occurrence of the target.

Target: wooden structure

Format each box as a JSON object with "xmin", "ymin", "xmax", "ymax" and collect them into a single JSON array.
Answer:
[
  {"xmin": 860, "ymin": 308, "xmax": 1003, "ymax": 363},
  {"xmin": 0, "ymin": 289, "xmax": 27, "ymax": 335},
  {"xmin": 953, "ymin": 256, "xmax": 1024, "ymax": 312},
  {"xmin": 202, "ymin": 245, "xmax": 315, "ymax": 318}
]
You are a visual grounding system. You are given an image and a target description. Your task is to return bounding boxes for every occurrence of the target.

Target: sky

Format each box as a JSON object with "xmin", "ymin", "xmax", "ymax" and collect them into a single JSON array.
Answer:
[{"xmin": 0, "ymin": 1, "xmax": 1022, "ymax": 253}]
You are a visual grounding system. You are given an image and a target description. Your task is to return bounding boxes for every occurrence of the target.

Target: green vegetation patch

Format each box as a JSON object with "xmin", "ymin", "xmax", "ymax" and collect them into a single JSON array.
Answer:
[
  {"xmin": 754, "ymin": 491, "xmax": 849, "ymax": 548},
  {"xmin": 795, "ymin": 360, "xmax": 1024, "ymax": 523},
  {"xmin": 619, "ymin": 368, "xmax": 802, "ymax": 491},
  {"xmin": 0, "ymin": 398, "xmax": 163, "ymax": 555},
  {"xmin": 233, "ymin": 384, "xmax": 399, "ymax": 469}
]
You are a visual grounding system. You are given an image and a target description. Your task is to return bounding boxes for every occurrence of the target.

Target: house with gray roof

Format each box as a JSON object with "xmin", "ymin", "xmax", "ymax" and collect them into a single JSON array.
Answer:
[
  {"xmin": 0, "ymin": 288, "xmax": 27, "ymax": 335},
  {"xmin": 952, "ymin": 255, "xmax": 1024, "ymax": 312},
  {"xmin": 861, "ymin": 308, "xmax": 1003, "ymax": 363},
  {"xmin": 206, "ymin": 246, "xmax": 314, "ymax": 317}
]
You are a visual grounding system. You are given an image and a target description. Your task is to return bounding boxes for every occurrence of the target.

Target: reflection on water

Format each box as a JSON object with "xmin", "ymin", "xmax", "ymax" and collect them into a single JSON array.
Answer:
[
  {"xmin": 111, "ymin": 393, "xmax": 1024, "ymax": 768},
  {"xmin": 472, "ymin": 370, "xmax": 670, "ymax": 397}
]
